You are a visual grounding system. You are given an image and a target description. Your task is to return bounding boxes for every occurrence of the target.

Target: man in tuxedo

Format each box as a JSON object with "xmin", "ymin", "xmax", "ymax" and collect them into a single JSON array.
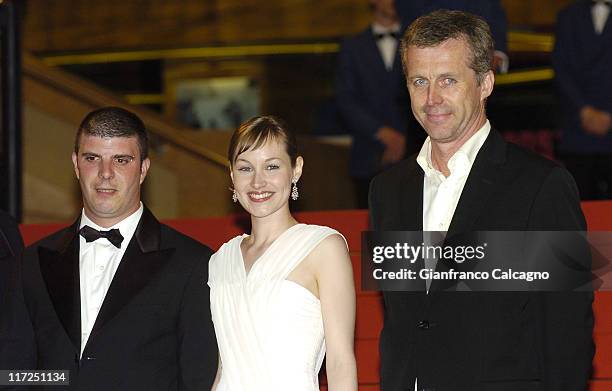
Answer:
[
  {"xmin": 0, "ymin": 210, "xmax": 36, "ymax": 377},
  {"xmin": 553, "ymin": 0, "xmax": 612, "ymax": 199},
  {"xmin": 21, "ymin": 107, "xmax": 217, "ymax": 390},
  {"xmin": 336, "ymin": 0, "xmax": 423, "ymax": 208},
  {"xmin": 369, "ymin": 10, "xmax": 594, "ymax": 390}
]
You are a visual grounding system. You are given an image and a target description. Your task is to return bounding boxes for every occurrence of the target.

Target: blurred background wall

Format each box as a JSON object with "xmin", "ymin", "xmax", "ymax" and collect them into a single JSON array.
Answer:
[{"xmin": 9, "ymin": 0, "xmax": 584, "ymax": 222}]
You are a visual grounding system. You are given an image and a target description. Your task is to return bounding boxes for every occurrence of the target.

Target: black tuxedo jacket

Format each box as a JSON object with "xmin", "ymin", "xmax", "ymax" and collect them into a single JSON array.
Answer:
[
  {"xmin": 22, "ymin": 207, "xmax": 217, "ymax": 391},
  {"xmin": 369, "ymin": 130, "xmax": 594, "ymax": 391},
  {"xmin": 0, "ymin": 211, "xmax": 24, "ymax": 321},
  {"xmin": 0, "ymin": 210, "xmax": 36, "ymax": 378}
]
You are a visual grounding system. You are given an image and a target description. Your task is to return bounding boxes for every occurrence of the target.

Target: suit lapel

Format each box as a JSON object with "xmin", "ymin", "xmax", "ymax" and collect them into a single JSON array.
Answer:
[
  {"xmin": 365, "ymin": 28, "xmax": 392, "ymax": 76},
  {"xmin": 429, "ymin": 130, "xmax": 507, "ymax": 293},
  {"xmin": 390, "ymin": 45, "xmax": 403, "ymax": 76},
  {"xmin": 400, "ymin": 160, "xmax": 428, "ymax": 294},
  {"xmin": 87, "ymin": 207, "xmax": 174, "ymax": 341},
  {"xmin": 38, "ymin": 220, "xmax": 81, "ymax": 352},
  {"xmin": 400, "ymin": 160, "xmax": 424, "ymax": 231},
  {"xmin": 447, "ymin": 130, "xmax": 506, "ymax": 237},
  {"xmin": 0, "ymin": 229, "xmax": 13, "ymax": 259}
]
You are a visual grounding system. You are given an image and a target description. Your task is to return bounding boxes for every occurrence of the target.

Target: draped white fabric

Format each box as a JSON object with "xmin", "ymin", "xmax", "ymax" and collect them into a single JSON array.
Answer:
[{"xmin": 209, "ymin": 224, "xmax": 344, "ymax": 391}]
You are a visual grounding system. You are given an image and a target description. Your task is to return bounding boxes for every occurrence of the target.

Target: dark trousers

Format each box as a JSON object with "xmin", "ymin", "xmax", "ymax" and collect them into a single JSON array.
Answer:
[{"xmin": 561, "ymin": 153, "xmax": 612, "ymax": 200}]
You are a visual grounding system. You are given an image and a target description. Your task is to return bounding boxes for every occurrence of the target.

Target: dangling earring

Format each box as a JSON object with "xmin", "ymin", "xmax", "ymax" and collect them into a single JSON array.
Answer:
[
  {"xmin": 232, "ymin": 189, "xmax": 238, "ymax": 203},
  {"xmin": 291, "ymin": 181, "xmax": 299, "ymax": 201}
]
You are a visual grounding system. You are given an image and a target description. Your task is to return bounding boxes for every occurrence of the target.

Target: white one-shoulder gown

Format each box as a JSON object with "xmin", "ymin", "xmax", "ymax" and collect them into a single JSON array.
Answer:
[{"xmin": 208, "ymin": 224, "xmax": 343, "ymax": 391}]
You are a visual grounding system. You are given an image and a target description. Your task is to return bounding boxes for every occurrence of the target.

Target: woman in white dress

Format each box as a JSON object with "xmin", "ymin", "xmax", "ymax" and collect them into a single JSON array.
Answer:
[{"xmin": 209, "ymin": 116, "xmax": 357, "ymax": 391}]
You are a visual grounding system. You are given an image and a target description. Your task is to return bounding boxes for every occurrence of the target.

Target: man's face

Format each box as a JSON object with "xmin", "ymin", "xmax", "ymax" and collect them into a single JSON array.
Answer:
[
  {"xmin": 72, "ymin": 134, "xmax": 150, "ymax": 227},
  {"xmin": 404, "ymin": 38, "xmax": 494, "ymax": 145},
  {"xmin": 370, "ymin": 0, "xmax": 397, "ymax": 20}
]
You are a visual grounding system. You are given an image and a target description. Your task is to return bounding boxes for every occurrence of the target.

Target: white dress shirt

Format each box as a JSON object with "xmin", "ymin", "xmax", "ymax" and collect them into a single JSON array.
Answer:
[
  {"xmin": 417, "ymin": 121, "xmax": 491, "ymax": 232},
  {"xmin": 78, "ymin": 203, "xmax": 143, "ymax": 356},
  {"xmin": 592, "ymin": 1, "xmax": 610, "ymax": 34},
  {"xmin": 413, "ymin": 121, "xmax": 490, "ymax": 391},
  {"xmin": 372, "ymin": 23, "xmax": 401, "ymax": 71}
]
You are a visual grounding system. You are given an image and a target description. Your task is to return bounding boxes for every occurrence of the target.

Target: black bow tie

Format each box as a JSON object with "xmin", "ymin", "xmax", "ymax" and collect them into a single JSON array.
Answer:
[
  {"xmin": 79, "ymin": 225, "xmax": 124, "ymax": 248},
  {"xmin": 374, "ymin": 31, "xmax": 400, "ymax": 40}
]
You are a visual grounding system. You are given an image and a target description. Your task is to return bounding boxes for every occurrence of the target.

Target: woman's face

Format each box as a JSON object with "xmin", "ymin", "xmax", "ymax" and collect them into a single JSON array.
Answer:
[{"xmin": 231, "ymin": 138, "xmax": 303, "ymax": 220}]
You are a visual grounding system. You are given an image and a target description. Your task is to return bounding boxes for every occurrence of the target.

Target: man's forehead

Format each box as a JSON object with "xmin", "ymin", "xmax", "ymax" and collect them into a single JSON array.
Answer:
[
  {"xmin": 78, "ymin": 135, "xmax": 140, "ymax": 153},
  {"xmin": 405, "ymin": 38, "xmax": 471, "ymax": 74},
  {"xmin": 407, "ymin": 37, "xmax": 468, "ymax": 54}
]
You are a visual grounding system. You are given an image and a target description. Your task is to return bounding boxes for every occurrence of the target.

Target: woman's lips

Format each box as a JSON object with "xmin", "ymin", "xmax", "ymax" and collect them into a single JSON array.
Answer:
[{"xmin": 248, "ymin": 192, "xmax": 273, "ymax": 202}]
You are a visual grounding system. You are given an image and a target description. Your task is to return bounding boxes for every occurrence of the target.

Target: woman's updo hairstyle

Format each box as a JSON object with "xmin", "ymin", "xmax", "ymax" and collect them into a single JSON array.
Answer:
[{"xmin": 228, "ymin": 115, "xmax": 299, "ymax": 167}]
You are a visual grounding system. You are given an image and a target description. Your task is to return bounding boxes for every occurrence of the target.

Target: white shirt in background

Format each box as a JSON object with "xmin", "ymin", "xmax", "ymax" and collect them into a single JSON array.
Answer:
[
  {"xmin": 372, "ymin": 22, "xmax": 401, "ymax": 71},
  {"xmin": 592, "ymin": 1, "xmax": 610, "ymax": 34}
]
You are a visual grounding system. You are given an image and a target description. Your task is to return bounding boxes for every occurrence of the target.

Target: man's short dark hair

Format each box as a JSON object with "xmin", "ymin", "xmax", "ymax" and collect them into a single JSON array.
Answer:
[
  {"xmin": 400, "ymin": 9, "xmax": 494, "ymax": 84},
  {"xmin": 74, "ymin": 107, "xmax": 149, "ymax": 160}
]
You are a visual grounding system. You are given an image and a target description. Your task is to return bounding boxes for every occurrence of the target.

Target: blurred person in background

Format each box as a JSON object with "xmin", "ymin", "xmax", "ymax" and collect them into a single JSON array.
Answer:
[
  {"xmin": 336, "ymin": 0, "xmax": 423, "ymax": 208},
  {"xmin": 553, "ymin": 0, "xmax": 612, "ymax": 200},
  {"xmin": 395, "ymin": 0, "xmax": 509, "ymax": 73}
]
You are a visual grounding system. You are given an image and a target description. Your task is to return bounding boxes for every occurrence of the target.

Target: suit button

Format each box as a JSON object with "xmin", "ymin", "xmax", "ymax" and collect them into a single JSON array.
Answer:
[
  {"xmin": 417, "ymin": 320, "xmax": 430, "ymax": 329},
  {"xmin": 84, "ymin": 356, "xmax": 96, "ymax": 360}
]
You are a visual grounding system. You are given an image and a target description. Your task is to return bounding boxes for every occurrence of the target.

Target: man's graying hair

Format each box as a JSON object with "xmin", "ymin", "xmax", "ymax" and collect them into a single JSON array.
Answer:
[
  {"xmin": 74, "ymin": 107, "xmax": 149, "ymax": 161},
  {"xmin": 400, "ymin": 9, "xmax": 494, "ymax": 84}
]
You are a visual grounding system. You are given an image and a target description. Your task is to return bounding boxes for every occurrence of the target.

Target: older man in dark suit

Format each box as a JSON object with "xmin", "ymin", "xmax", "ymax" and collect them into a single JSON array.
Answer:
[
  {"xmin": 369, "ymin": 10, "xmax": 593, "ymax": 391},
  {"xmin": 21, "ymin": 107, "xmax": 217, "ymax": 390}
]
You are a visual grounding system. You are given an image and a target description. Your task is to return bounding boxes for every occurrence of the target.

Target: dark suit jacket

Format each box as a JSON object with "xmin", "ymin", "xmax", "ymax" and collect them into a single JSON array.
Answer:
[
  {"xmin": 552, "ymin": 0, "xmax": 612, "ymax": 154},
  {"xmin": 336, "ymin": 27, "xmax": 420, "ymax": 178},
  {"xmin": 0, "ymin": 211, "xmax": 24, "ymax": 315},
  {"xmin": 22, "ymin": 207, "xmax": 217, "ymax": 391},
  {"xmin": 0, "ymin": 210, "xmax": 36, "ymax": 378},
  {"xmin": 395, "ymin": 0, "xmax": 508, "ymax": 53},
  {"xmin": 369, "ymin": 129, "xmax": 594, "ymax": 390}
]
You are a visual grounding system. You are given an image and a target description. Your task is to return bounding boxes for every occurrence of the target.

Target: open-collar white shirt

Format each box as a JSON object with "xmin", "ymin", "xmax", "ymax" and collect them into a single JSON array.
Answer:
[
  {"xmin": 414, "ymin": 121, "xmax": 490, "ymax": 390},
  {"xmin": 78, "ymin": 203, "xmax": 143, "ymax": 356},
  {"xmin": 417, "ymin": 120, "xmax": 491, "ymax": 233}
]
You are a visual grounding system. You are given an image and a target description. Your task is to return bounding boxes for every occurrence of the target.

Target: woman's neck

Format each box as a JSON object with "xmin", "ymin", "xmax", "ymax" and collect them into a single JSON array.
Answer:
[{"xmin": 247, "ymin": 210, "xmax": 298, "ymax": 247}]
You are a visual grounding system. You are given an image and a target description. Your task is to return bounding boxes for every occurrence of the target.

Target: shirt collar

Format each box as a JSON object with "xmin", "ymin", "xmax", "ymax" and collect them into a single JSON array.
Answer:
[
  {"xmin": 79, "ymin": 202, "xmax": 144, "ymax": 245},
  {"xmin": 371, "ymin": 22, "xmax": 401, "ymax": 34},
  {"xmin": 417, "ymin": 120, "xmax": 491, "ymax": 179}
]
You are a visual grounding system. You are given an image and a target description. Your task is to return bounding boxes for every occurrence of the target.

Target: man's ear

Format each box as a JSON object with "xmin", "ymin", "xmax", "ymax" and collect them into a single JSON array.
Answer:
[
  {"xmin": 71, "ymin": 152, "xmax": 80, "ymax": 180},
  {"xmin": 140, "ymin": 158, "xmax": 151, "ymax": 184},
  {"xmin": 480, "ymin": 70, "xmax": 495, "ymax": 101}
]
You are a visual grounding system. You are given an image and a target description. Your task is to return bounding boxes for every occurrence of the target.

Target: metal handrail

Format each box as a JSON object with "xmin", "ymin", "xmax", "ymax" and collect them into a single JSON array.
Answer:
[
  {"xmin": 23, "ymin": 52, "xmax": 229, "ymax": 169},
  {"xmin": 39, "ymin": 31, "xmax": 555, "ymax": 66},
  {"xmin": 495, "ymin": 68, "xmax": 554, "ymax": 85}
]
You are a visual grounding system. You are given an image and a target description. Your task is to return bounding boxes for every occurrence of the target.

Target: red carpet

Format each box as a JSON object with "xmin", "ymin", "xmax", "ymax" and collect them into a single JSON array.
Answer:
[{"xmin": 20, "ymin": 202, "xmax": 612, "ymax": 390}]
